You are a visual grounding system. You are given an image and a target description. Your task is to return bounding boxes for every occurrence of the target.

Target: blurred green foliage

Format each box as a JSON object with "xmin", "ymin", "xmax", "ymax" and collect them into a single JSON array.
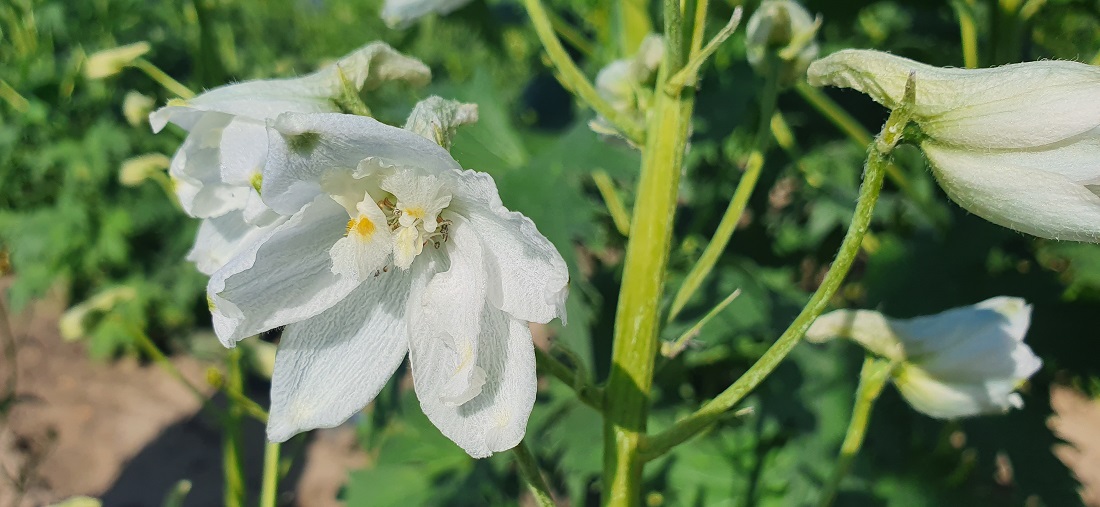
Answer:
[{"xmin": 3, "ymin": 0, "xmax": 1100, "ymax": 504}]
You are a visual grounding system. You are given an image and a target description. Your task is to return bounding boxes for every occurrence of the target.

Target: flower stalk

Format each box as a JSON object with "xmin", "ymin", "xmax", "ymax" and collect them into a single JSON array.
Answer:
[
  {"xmin": 514, "ymin": 440, "xmax": 555, "ymax": 507},
  {"xmin": 523, "ymin": 0, "xmax": 645, "ymax": 144},
  {"xmin": 819, "ymin": 356, "xmax": 895, "ymax": 507},
  {"xmin": 223, "ymin": 347, "xmax": 246, "ymax": 507},
  {"xmin": 641, "ymin": 74, "xmax": 915, "ymax": 461},
  {"xmin": 260, "ymin": 441, "xmax": 282, "ymax": 507},
  {"xmin": 602, "ymin": 0, "xmax": 691, "ymax": 502}
]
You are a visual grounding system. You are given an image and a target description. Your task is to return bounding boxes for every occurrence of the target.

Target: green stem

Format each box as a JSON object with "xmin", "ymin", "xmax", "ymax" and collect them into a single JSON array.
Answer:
[
  {"xmin": 129, "ymin": 58, "xmax": 195, "ymax": 99},
  {"xmin": 666, "ymin": 8, "xmax": 743, "ymax": 90},
  {"xmin": 668, "ymin": 62, "xmax": 779, "ymax": 323},
  {"xmin": 603, "ymin": 6, "xmax": 691, "ymax": 504},
  {"xmin": 953, "ymin": 0, "xmax": 980, "ymax": 68},
  {"xmin": 593, "ymin": 170, "xmax": 632, "ymax": 237},
  {"xmin": 641, "ymin": 98, "xmax": 906, "ymax": 459},
  {"xmin": 534, "ymin": 347, "xmax": 604, "ymax": 410},
  {"xmin": 260, "ymin": 440, "xmax": 281, "ymax": 507},
  {"xmin": 223, "ymin": 348, "xmax": 246, "ymax": 507},
  {"xmin": 794, "ymin": 81, "xmax": 947, "ymax": 229},
  {"xmin": 130, "ymin": 325, "xmax": 207, "ymax": 404},
  {"xmin": 819, "ymin": 357, "xmax": 895, "ymax": 507},
  {"xmin": 547, "ymin": 9, "xmax": 596, "ymax": 57},
  {"xmin": 514, "ymin": 440, "xmax": 555, "ymax": 507},
  {"xmin": 662, "ymin": 288, "xmax": 741, "ymax": 358},
  {"xmin": 523, "ymin": 0, "xmax": 645, "ymax": 144},
  {"xmin": 616, "ymin": 0, "xmax": 653, "ymax": 54}
]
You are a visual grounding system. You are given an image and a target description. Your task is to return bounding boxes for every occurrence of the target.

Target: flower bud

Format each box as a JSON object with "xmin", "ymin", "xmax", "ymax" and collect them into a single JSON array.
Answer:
[
  {"xmin": 591, "ymin": 34, "xmax": 664, "ymax": 139},
  {"xmin": 84, "ymin": 42, "xmax": 151, "ymax": 79},
  {"xmin": 122, "ymin": 91, "xmax": 155, "ymax": 126},
  {"xmin": 808, "ymin": 297, "xmax": 1041, "ymax": 419},
  {"xmin": 808, "ymin": 49, "xmax": 1100, "ymax": 242},
  {"xmin": 119, "ymin": 153, "xmax": 170, "ymax": 187},
  {"xmin": 745, "ymin": 1, "xmax": 820, "ymax": 86}
]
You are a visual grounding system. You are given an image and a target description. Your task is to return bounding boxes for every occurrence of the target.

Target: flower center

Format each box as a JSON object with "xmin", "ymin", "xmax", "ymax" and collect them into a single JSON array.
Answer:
[{"xmin": 379, "ymin": 168, "xmax": 453, "ymax": 270}]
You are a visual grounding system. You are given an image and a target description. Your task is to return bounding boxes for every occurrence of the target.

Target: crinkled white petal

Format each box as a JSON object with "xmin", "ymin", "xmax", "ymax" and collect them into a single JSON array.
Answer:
[
  {"xmin": 403, "ymin": 96, "xmax": 479, "ymax": 150},
  {"xmin": 209, "ymin": 195, "xmax": 360, "ymax": 345},
  {"xmin": 923, "ymin": 142, "xmax": 1100, "ymax": 242},
  {"xmin": 807, "ymin": 50, "xmax": 1100, "ymax": 149},
  {"xmin": 266, "ymin": 271, "xmax": 412, "ymax": 442},
  {"xmin": 381, "ymin": 0, "xmax": 473, "ymax": 29},
  {"xmin": 263, "ymin": 112, "xmax": 462, "ymax": 215},
  {"xmin": 448, "ymin": 170, "xmax": 569, "ymax": 324},
  {"xmin": 407, "ymin": 250, "xmax": 536, "ymax": 458},
  {"xmin": 894, "ymin": 363, "xmax": 1029, "ymax": 419},
  {"xmin": 805, "ymin": 309, "xmax": 904, "ymax": 361},
  {"xmin": 411, "ymin": 216, "xmax": 488, "ymax": 407},
  {"xmin": 187, "ymin": 210, "xmax": 285, "ymax": 276},
  {"xmin": 149, "ymin": 42, "xmax": 430, "ymax": 132}
]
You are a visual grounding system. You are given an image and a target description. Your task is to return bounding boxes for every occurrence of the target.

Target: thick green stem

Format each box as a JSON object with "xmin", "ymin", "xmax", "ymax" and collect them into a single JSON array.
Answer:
[
  {"xmin": 602, "ymin": 4, "xmax": 691, "ymax": 503},
  {"xmin": 819, "ymin": 357, "xmax": 894, "ymax": 507},
  {"xmin": 223, "ymin": 348, "xmax": 246, "ymax": 507},
  {"xmin": 523, "ymin": 0, "xmax": 645, "ymax": 144},
  {"xmin": 260, "ymin": 441, "xmax": 281, "ymax": 507},
  {"xmin": 642, "ymin": 120, "xmax": 897, "ymax": 460},
  {"xmin": 514, "ymin": 440, "xmax": 555, "ymax": 507}
]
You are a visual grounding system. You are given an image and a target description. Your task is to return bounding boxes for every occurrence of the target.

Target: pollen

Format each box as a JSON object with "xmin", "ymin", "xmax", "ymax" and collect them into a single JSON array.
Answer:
[
  {"xmin": 346, "ymin": 216, "xmax": 376, "ymax": 238},
  {"xmin": 405, "ymin": 206, "xmax": 425, "ymax": 220}
]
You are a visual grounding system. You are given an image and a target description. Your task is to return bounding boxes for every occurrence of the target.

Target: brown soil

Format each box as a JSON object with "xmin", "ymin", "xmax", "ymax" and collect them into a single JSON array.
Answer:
[{"xmin": 0, "ymin": 283, "xmax": 362, "ymax": 507}]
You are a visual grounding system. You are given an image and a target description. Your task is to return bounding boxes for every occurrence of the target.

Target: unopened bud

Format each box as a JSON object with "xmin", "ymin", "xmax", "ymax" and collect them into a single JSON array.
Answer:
[{"xmin": 84, "ymin": 42, "xmax": 151, "ymax": 79}]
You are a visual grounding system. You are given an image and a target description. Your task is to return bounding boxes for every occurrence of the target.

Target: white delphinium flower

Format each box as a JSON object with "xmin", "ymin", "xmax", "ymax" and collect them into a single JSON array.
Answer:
[
  {"xmin": 590, "ymin": 34, "xmax": 665, "ymax": 139},
  {"xmin": 381, "ymin": 0, "xmax": 472, "ymax": 29},
  {"xmin": 807, "ymin": 297, "xmax": 1041, "ymax": 418},
  {"xmin": 207, "ymin": 105, "xmax": 568, "ymax": 457},
  {"xmin": 808, "ymin": 50, "xmax": 1100, "ymax": 242},
  {"xmin": 745, "ymin": 0, "xmax": 820, "ymax": 86},
  {"xmin": 149, "ymin": 42, "xmax": 431, "ymax": 274}
]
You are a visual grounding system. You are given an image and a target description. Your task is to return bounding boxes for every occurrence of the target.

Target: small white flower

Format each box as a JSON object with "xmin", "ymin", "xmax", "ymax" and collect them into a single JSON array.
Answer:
[
  {"xmin": 590, "ymin": 34, "xmax": 664, "ymax": 138},
  {"xmin": 207, "ymin": 110, "xmax": 568, "ymax": 457},
  {"xmin": 807, "ymin": 297, "xmax": 1042, "ymax": 419},
  {"xmin": 150, "ymin": 42, "xmax": 431, "ymax": 275},
  {"xmin": 745, "ymin": 0, "xmax": 820, "ymax": 85},
  {"xmin": 808, "ymin": 50, "xmax": 1100, "ymax": 242},
  {"xmin": 381, "ymin": 0, "xmax": 472, "ymax": 29}
]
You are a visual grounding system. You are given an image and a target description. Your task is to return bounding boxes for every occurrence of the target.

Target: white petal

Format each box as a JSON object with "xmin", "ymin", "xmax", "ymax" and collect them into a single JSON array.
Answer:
[
  {"xmin": 381, "ymin": 0, "xmax": 474, "ymax": 28},
  {"xmin": 149, "ymin": 42, "xmax": 430, "ymax": 133},
  {"xmin": 403, "ymin": 96, "xmax": 479, "ymax": 149},
  {"xmin": 805, "ymin": 309, "xmax": 905, "ymax": 361},
  {"xmin": 262, "ymin": 112, "xmax": 462, "ymax": 215},
  {"xmin": 219, "ymin": 118, "xmax": 269, "ymax": 186},
  {"xmin": 929, "ymin": 130, "xmax": 1100, "ymax": 185},
  {"xmin": 807, "ymin": 50, "xmax": 1100, "ymax": 148},
  {"xmin": 894, "ymin": 364, "xmax": 1029, "ymax": 418},
  {"xmin": 209, "ymin": 195, "xmax": 360, "ymax": 345},
  {"xmin": 168, "ymin": 114, "xmax": 249, "ymax": 218},
  {"xmin": 923, "ymin": 142, "xmax": 1100, "ymax": 242},
  {"xmin": 449, "ymin": 170, "xmax": 569, "ymax": 324},
  {"xmin": 412, "ymin": 217, "xmax": 488, "ymax": 406},
  {"xmin": 266, "ymin": 271, "xmax": 412, "ymax": 442},
  {"xmin": 329, "ymin": 200, "xmax": 395, "ymax": 280},
  {"xmin": 408, "ymin": 267, "xmax": 536, "ymax": 456},
  {"xmin": 187, "ymin": 211, "xmax": 284, "ymax": 276}
]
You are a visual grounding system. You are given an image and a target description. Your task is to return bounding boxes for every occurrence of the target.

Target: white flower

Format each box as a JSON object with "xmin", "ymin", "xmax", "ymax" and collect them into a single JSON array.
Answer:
[
  {"xmin": 808, "ymin": 50, "xmax": 1100, "ymax": 242},
  {"xmin": 807, "ymin": 297, "xmax": 1041, "ymax": 419},
  {"xmin": 381, "ymin": 0, "xmax": 472, "ymax": 29},
  {"xmin": 590, "ymin": 34, "xmax": 664, "ymax": 138},
  {"xmin": 745, "ymin": 0, "xmax": 819, "ymax": 85},
  {"xmin": 207, "ymin": 111, "xmax": 569, "ymax": 457},
  {"xmin": 150, "ymin": 42, "xmax": 431, "ymax": 274}
]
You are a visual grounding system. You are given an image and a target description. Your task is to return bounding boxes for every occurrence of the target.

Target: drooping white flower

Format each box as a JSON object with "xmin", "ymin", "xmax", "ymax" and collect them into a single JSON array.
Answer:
[
  {"xmin": 807, "ymin": 297, "xmax": 1041, "ymax": 419},
  {"xmin": 206, "ymin": 107, "xmax": 568, "ymax": 458},
  {"xmin": 149, "ymin": 42, "xmax": 431, "ymax": 274},
  {"xmin": 381, "ymin": 0, "xmax": 472, "ymax": 29},
  {"xmin": 590, "ymin": 34, "xmax": 665, "ymax": 138},
  {"xmin": 808, "ymin": 50, "xmax": 1100, "ymax": 242}
]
